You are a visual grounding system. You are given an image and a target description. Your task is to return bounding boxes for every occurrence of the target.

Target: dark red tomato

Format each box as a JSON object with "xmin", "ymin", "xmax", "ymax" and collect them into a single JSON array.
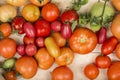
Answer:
[
  {"xmin": 4, "ymin": 70, "xmax": 16, "ymax": 80},
  {"xmin": 17, "ymin": 44, "xmax": 26, "ymax": 56},
  {"xmin": 101, "ymin": 36, "xmax": 118, "ymax": 55},
  {"xmin": 61, "ymin": 23, "xmax": 72, "ymax": 39},
  {"xmin": 95, "ymin": 55, "xmax": 111, "ymax": 69},
  {"xmin": 60, "ymin": 10, "xmax": 78, "ymax": 23},
  {"xmin": 34, "ymin": 19, "xmax": 51, "ymax": 37},
  {"xmin": 12, "ymin": 16, "xmax": 26, "ymax": 30},
  {"xmin": 25, "ymin": 44, "xmax": 37, "ymax": 56},
  {"xmin": 51, "ymin": 20, "xmax": 62, "ymax": 32},
  {"xmin": 35, "ymin": 37, "xmax": 44, "ymax": 47},
  {"xmin": 23, "ymin": 35, "xmax": 35, "ymax": 45},
  {"xmin": 23, "ymin": 22, "xmax": 36, "ymax": 38}
]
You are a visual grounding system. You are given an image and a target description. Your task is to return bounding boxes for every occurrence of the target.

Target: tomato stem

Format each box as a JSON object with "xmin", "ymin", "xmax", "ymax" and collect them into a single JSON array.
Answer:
[
  {"xmin": 38, "ymin": 0, "xmax": 44, "ymax": 3},
  {"xmin": 80, "ymin": 38, "xmax": 86, "ymax": 43}
]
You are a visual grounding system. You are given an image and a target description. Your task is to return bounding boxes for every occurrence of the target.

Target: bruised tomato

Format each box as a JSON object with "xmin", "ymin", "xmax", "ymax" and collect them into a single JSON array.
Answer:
[
  {"xmin": 52, "ymin": 66, "xmax": 73, "ymax": 80},
  {"xmin": 0, "ymin": 38, "xmax": 16, "ymax": 58},
  {"xmin": 69, "ymin": 27, "xmax": 97, "ymax": 54}
]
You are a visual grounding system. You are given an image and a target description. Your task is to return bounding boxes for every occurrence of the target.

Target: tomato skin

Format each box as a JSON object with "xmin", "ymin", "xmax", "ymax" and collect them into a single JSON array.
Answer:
[
  {"xmin": 23, "ymin": 35, "xmax": 35, "ymax": 45},
  {"xmin": 107, "ymin": 61, "xmax": 120, "ymax": 80},
  {"xmin": 41, "ymin": 3, "xmax": 60, "ymax": 22},
  {"xmin": 111, "ymin": 0, "xmax": 120, "ymax": 11},
  {"xmin": 45, "ymin": 37, "xmax": 60, "ymax": 58},
  {"xmin": 4, "ymin": 70, "xmax": 16, "ymax": 80},
  {"xmin": 60, "ymin": 10, "xmax": 78, "ymax": 23},
  {"xmin": 51, "ymin": 20, "xmax": 62, "ymax": 32},
  {"xmin": 34, "ymin": 19, "xmax": 51, "ymax": 37},
  {"xmin": 69, "ymin": 27, "xmax": 97, "ymax": 54},
  {"xmin": 0, "ymin": 38, "xmax": 16, "ymax": 58},
  {"xmin": 35, "ymin": 37, "xmax": 44, "ymax": 47},
  {"xmin": 101, "ymin": 36, "xmax": 118, "ymax": 55},
  {"xmin": 84, "ymin": 64, "xmax": 99, "ymax": 79},
  {"xmin": 52, "ymin": 66, "xmax": 73, "ymax": 80},
  {"xmin": 17, "ymin": 44, "xmax": 26, "ymax": 56},
  {"xmin": 115, "ymin": 43, "xmax": 120, "ymax": 59},
  {"xmin": 95, "ymin": 55, "xmax": 111, "ymax": 69}
]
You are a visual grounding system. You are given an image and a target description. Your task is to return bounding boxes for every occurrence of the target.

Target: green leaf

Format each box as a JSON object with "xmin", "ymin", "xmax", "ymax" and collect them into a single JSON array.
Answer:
[{"xmin": 71, "ymin": 20, "xmax": 78, "ymax": 32}]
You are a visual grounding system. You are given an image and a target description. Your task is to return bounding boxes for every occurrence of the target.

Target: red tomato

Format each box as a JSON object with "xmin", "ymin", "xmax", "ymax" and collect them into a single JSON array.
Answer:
[
  {"xmin": 41, "ymin": 3, "xmax": 60, "ymax": 22},
  {"xmin": 101, "ymin": 36, "xmax": 118, "ymax": 55},
  {"xmin": 23, "ymin": 35, "xmax": 35, "ymax": 45},
  {"xmin": 69, "ymin": 27, "xmax": 97, "ymax": 54},
  {"xmin": 95, "ymin": 55, "xmax": 111, "ymax": 69},
  {"xmin": 34, "ymin": 19, "xmax": 51, "ymax": 37},
  {"xmin": 60, "ymin": 10, "xmax": 78, "ymax": 23},
  {"xmin": 52, "ymin": 66, "xmax": 73, "ymax": 80},
  {"xmin": 51, "ymin": 20, "xmax": 62, "ymax": 32},
  {"xmin": 84, "ymin": 64, "xmax": 99, "ymax": 79},
  {"xmin": 35, "ymin": 37, "xmax": 44, "ymax": 47},
  {"xmin": 17, "ymin": 44, "xmax": 26, "ymax": 56},
  {"xmin": 107, "ymin": 61, "xmax": 120, "ymax": 80}
]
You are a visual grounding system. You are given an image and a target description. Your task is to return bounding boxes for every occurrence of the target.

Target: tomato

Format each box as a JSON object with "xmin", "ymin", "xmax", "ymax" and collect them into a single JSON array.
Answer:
[
  {"xmin": 107, "ymin": 61, "xmax": 120, "ymax": 80},
  {"xmin": 51, "ymin": 20, "xmax": 62, "ymax": 32},
  {"xmin": 52, "ymin": 66, "xmax": 73, "ymax": 80},
  {"xmin": 23, "ymin": 35, "xmax": 35, "ymax": 45},
  {"xmin": 17, "ymin": 44, "xmax": 26, "ymax": 56},
  {"xmin": 6, "ymin": 0, "xmax": 27, "ymax": 6},
  {"xmin": 60, "ymin": 10, "xmax": 78, "ymax": 23},
  {"xmin": 115, "ymin": 43, "xmax": 120, "ymax": 59},
  {"xmin": 55, "ymin": 47, "xmax": 74, "ymax": 66},
  {"xmin": 34, "ymin": 19, "xmax": 51, "ymax": 37},
  {"xmin": 25, "ymin": 44, "xmax": 37, "ymax": 56},
  {"xmin": 34, "ymin": 48, "xmax": 54, "ymax": 69},
  {"xmin": 101, "ymin": 36, "xmax": 118, "ymax": 55},
  {"xmin": 22, "ymin": 4, "xmax": 40, "ymax": 22},
  {"xmin": 51, "ymin": 32, "xmax": 66, "ymax": 47},
  {"xmin": 111, "ymin": 0, "xmax": 120, "ymax": 11},
  {"xmin": 35, "ymin": 37, "xmax": 44, "ymax": 47},
  {"xmin": 95, "ymin": 55, "xmax": 111, "ymax": 69},
  {"xmin": 30, "ymin": 0, "xmax": 50, "ymax": 7},
  {"xmin": 45, "ymin": 36, "xmax": 60, "ymax": 58},
  {"xmin": 0, "ymin": 38, "xmax": 16, "ymax": 58},
  {"xmin": 41, "ymin": 3, "xmax": 60, "ymax": 22},
  {"xmin": 111, "ymin": 14, "xmax": 120, "ymax": 40},
  {"xmin": 15, "ymin": 56, "xmax": 38, "ymax": 78},
  {"xmin": 69, "ymin": 27, "xmax": 97, "ymax": 54},
  {"xmin": 0, "ymin": 23, "xmax": 12, "ymax": 37},
  {"xmin": 84, "ymin": 64, "xmax": 99, "ymax": 79},
  {"xmin": 4, "ymin": 70, "xmax": 16, "ymax": 80}
]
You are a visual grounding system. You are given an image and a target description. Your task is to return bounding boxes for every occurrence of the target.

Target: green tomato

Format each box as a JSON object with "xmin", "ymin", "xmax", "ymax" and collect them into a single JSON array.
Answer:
[
  {"xmin": 2, "ymin": 58, "xmax": 16, "ymax": 69},
  {"xmin": 90, "ymin": 23, "xmax": 101, "ymax": 32}
]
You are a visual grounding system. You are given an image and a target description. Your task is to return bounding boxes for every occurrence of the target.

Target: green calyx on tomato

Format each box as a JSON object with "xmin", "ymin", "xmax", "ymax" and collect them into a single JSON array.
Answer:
[
  {"xmin": 38, "ymin": 0, "xmax": 44, "ymax": 3},
  {"xmin": 80, "ymin": 38, "xmax": 86, "ymax": 43}
]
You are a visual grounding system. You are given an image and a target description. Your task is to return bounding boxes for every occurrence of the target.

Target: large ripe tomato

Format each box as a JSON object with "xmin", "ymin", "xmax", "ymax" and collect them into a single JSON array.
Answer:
[
  {"xmin": 34, "ymin": 48, "xmax": 54, "ymax": 69},
  {"xmin": 101, "ymin": 36, "xmax": 118, "ymax": 55},
  {"xmin": 111, "ymin": 0, "xmax": 120, "ymax": 11},
  {"xmin": 41, "ymin": 3, "xmax": 60, "ymax": 22},
  {"xmin": 30, "ymin": 0, "xmax": 50, "ymax": 7},
  {"xmin": 15, "ymin": 56, "xmax": 38, "ymax": 78},
  {"xmin": 84, "ymin": 64, "xmax": 99, "ymax": 79},
  {"xmin": 95, "ymin": 55, "xmax": 111, "ymax": 69},
  {"xmin": 52, "ymin": 66, "xmax": 73, "ymax": 80},
  {"xmin": 107, "ymin": 61, "xmax": 120, "ymax": 80},
  {"xmin": 55, "ymin": 47, "xmax": 74, "ymax": 66},
  {"xmin": 34, "ymin": 19, "xmax": 51, "ymax": 37},
  {"xmin": 0, "ymin": 38, "xmax": 16, "ymax": 58},
  {"xmin": 69, "ymin": 27, "xmax": 97, "ymax": 54}
]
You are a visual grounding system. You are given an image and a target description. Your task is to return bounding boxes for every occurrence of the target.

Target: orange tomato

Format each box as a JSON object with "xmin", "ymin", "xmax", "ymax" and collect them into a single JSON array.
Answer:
[
  {"xmin": 4, "ymin": 70, "xmax": 16, "ymax": 80},
  {"xmin": 0, "ymin": 23, "xmax": 12, "ymax": 37},
  {"xmin": 15, "ymin": 56, "xmax": 38, "ymax": 78},
  {"xmin": 111, "ymin": 0, "xmax": 120, "ymax": 11},
  {"xmin": 55, "ymin": 47, "xmax": 74, "ymax": 66},
  {"xmin": 30, "ymin": 0, "xmax": 50, "ymax": 7},
  {"xmin": 34, "ymin": 48, "xmax": 54, "ymax": 69},
  {"xmin": 69, "ymin": 27, "xmax": 97, "ymax": 54},
  {"xmin": 0, "ymin": 38, "xmax": 16, "ymax": 58},
  {"xmin": 22, "ymin": 4, "xmax": 40, "ymax": 22},
  {"xmin": 52, "ymin": 66, "xmax": 73, "ymax": 80},
  {"xmin": 115, "ymin": 43, "xmax": 120, "ymax": 59}
]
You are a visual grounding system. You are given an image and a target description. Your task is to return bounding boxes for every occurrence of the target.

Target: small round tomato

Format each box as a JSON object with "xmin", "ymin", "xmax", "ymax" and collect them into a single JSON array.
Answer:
[
  {"xmin": 41, "ymin": 3, "xmax": 60, "ymax": 22},
  {"xmin": 69, "ymin": 27, "xmax": 97, "ymax": 54},
  {"xmin": 34, "ymin": 48, "xmax": 54, "ymax": 69},
  {"xmin": 0, "ymin": 23, "xmax": 12, "ymax": 37},
  {"xmin": 115, "ymin": 43, "xmax": 120, "ymax": 59},
  {"xmin": 35, "ymin": 37, "xmax": 44, "ymax": 47},
  {"xmin": 0, "ymin": 38, "xmax": 16, "ymax": 58},
  {"xmin": 95, "ymin": 55, "xmax": 111, "ymax": 69},
  {"xmin": 30, "ymin": 0, "xmax": 50, "ymax": 7},
  {"xmin": 51, "ymin": 20, "xmax": 62, "ymax": 32},
  {"xmin": 52, "ymin": 66, "xmax": 73, "ymax": 80},
  {"xmin": 4, "ymin": 70, "xmax": 16, "ymax": 80},
  {"xmin": 17, "ymin": 44, "xmax": 26, "ymax": 56},
  {"xmin": 107, "ymin": 61, "xmax": 120, "ymax": 80},
  {"xmin": 15, "ymin": 56, "xmax": 38, "ymax": 78},
  {"xmin": 22, "ymin": 4, "xmax": 40, "ymax": 22},
  {"xmin": 23, "ymin": 35, "xmax": 35, "ymax": 45},
  {"xmin": 84, "ymin": 64, "xmax": 99, "ymax": 79},
  {"xmin": 6, "ymin": 0, "xmax": 27, "ymax": 6},
  {"xmin": 55, "ymin": 47, "xmax": 74, "ymax": 66}
]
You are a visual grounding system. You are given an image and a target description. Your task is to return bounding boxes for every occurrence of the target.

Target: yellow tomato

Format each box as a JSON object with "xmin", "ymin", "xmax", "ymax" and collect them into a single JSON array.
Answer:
[{"xmin": 22, "ymin": 4, "xmax": 40, "ymax": 22}]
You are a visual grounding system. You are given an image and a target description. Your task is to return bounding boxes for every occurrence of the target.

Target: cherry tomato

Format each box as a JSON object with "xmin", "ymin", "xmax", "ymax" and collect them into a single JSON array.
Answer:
[
  {"xmin": 4, "ymin": 70, "xmax": 16, "ymax": 80},
  {"xmin": 34, "ymin": 19, "xmax": 51, "ymax": 37},
  {"xmin": 35, "ymin": 37, "xmax": 44, "ymax": 47},
  {"xmin": 17, "ymin": 44, "xmax": 26, "ymax": 56},
  {"xmin": 23, "ymin": 35, "xmax": 35, "ymax": 45},
  {"xmin": 101, "ymin": 36, "xmax": 118, "ymax": 55},
  {"xmin": 41, "ymin": 3, "xmax": 60, "ymax": 22},
  {"xmin": 60, "ymin": 10, "xmax": 78, "ymax": 23},
  {"xmin": 95, "ymin": 55, "xmax": 111, "ymax": 69},
  {"xmin": 51, "ymin": 20, "xmax": 62, "ymax": 32}
]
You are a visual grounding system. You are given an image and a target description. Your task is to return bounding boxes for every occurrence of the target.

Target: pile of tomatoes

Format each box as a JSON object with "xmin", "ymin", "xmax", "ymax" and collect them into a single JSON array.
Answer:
[{"xmin": 0, "ymin": 0, "xmax": 120, "ymax": 80}]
